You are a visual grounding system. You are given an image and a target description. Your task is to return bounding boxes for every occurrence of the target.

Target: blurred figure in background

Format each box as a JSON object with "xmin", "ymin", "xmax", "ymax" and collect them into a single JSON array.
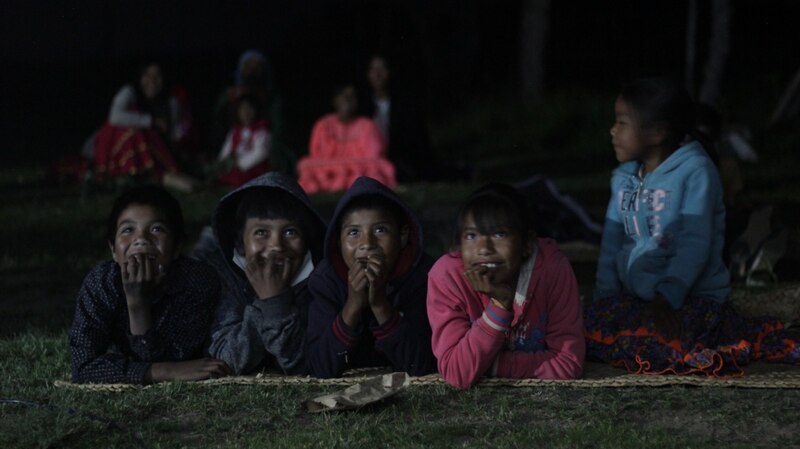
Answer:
[
  {"xmin": 297, "ymin": 84, "xmax": 396, "ymax": 194},
  {"xmin": 214, "ymin": 94, "xmax": 272, "ymax": 187},
  {"xmin": 212, "ymin": 50, "xmax": 292, "ymax": 174},
  {"xmin": 362, "ymin": 55, "xmax": 437, "ymax": 182},
  {"xmin": 93, "ymin": 63, "xmax": 196, "ymax": 192}
]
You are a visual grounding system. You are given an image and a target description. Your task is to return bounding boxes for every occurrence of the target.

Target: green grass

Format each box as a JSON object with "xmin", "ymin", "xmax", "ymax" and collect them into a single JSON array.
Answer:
[
  {"xmin": 2, "ymin": 90, "xmax": 800, "ymax": 448},
  {"xmin": 2, "ymin": 332, "xmax": 799, "ymax": 448}
]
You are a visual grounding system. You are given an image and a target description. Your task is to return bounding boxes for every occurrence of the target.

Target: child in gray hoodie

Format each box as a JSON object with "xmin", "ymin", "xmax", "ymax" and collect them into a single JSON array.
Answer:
[{"xmin": 194, "ymin": 173, "xmax": 326, "ymax": 375}]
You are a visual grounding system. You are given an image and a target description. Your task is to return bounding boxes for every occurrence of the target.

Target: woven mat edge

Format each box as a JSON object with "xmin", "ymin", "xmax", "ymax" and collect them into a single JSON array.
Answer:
[{"xmin": 53, "ymin": 372, "xmax": 800, "ymax": 392}]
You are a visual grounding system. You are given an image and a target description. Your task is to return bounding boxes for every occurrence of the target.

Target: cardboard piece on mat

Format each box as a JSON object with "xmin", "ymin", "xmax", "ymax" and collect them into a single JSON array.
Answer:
[{"xmin": 306, "ymin": 372, "xmax": 410, "ymax": 412}]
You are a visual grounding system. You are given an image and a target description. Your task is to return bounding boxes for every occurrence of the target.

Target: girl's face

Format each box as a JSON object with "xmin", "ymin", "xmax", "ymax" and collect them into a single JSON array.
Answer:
[
  {"xmin": 109, "ymin": 204, "xmax": 179, "ymax": 272},
  {"xmin": 140, "ymin": 65, "xmax": 163, "ymax": 100},
  {"xmin": 237, "ymin": 101, "xmax": 256, "ymax": 126},
  {"xmin": 459, "ymin": 212, "xmax": 523, "ymax": 287},
  {"xmin": 333, "ymin": 86, "xmax": 358, "ymax": 121},
  {"xmin": 610, "ymin": 97, "xmax": 656, "ymax": 163}
]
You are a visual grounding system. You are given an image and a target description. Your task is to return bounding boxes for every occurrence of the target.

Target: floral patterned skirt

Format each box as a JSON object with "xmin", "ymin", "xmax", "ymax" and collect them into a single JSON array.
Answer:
[{"xmin": 584, "ymin": 295, "xmax": 800, "ymax": 377}]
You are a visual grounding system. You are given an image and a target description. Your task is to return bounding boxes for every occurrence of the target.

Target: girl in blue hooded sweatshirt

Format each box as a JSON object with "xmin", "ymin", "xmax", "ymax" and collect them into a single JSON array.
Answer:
[{"xmin": 585, "ymin": 77, "xmax": 799, "ymax": 376}]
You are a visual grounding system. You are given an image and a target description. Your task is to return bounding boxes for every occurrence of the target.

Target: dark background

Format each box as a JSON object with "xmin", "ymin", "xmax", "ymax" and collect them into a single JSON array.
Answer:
[{"xmin": 1, "ymin": 0, "xmax": 798, "ymax": 168}]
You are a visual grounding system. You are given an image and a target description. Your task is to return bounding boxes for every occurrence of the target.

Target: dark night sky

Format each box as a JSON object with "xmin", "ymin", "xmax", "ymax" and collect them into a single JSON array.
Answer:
[{"xmin": 1, "ymin": 1, "xmax": 798, "ymax": 167}]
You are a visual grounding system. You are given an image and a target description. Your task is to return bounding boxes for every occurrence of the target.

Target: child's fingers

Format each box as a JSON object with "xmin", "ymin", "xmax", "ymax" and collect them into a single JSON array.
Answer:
[
  {"xmin": 143, "ymin": 256, "xmax": 153, "ymax": 282},
  {"xmin": 367, "ymin": 258, "xmax": 385, "ymax": 278},
  {"xmin": 121, "ymin": 261, "xmax": 131, "ymax": 282},
  {"xmin": 129, "ymin": 256, "xmax": 141, "ymax": 282},
  {"xmin": 350, "ymin": 268, "xmax": 368, "ymax": 291}
]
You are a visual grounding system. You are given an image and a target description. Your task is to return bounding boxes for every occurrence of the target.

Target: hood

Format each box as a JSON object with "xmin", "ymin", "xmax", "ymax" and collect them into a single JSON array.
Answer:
[
  {"xmin": 212, "ymin": 172, "xmax": 326, "ymax": 270},
  {"xmin": 613, "ymin": 140, "xmax": 709, "ymax": 177},
  {"xmin": 325, "ymin": 176, "xmax": 424, "ymax": 280}
]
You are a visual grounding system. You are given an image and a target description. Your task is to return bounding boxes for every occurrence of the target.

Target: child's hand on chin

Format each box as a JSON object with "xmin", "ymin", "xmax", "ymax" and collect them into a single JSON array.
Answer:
[
  {"xmin": 245, "ymin": 252, "xmax": 293, "ymax": 299},
  {"xmin": 121, "ymin": 254, "xmax": 165, "ymax": 307},
  {"xmin": 364, "ymin": 252, "xmax": 390, "ymax": 304},
  {"xmin": 463, "ymin": 266, "xmax": 515, "ymax": 310}
]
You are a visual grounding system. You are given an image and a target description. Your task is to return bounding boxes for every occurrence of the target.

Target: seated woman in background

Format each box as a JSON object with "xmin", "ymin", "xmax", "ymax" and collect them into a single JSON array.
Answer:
[
  {"xmin": 93, "ymin": 63, "xmax": 195, "ymax": 191},
  {"xmin": 362, "ymin": 54, "xmax": 436, "ymax": 183},
  {"xmin": 215, "ymin": 94, "xmax": 272, "ymax": 187},
  {"xmin": 297, "ymin": 84, "xmax": 397, "ymax": 194}
]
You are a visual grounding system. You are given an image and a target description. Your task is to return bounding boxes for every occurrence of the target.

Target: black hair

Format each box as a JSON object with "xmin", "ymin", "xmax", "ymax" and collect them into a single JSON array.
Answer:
[
  {"xmin": 453, "ymin": 183, "xmax": 536, "ymax": 254},
  {"xmin": 692, "ymin": 103, "xmax": 722, "ymax": 166},
  {"xmin": 336, "ymin": 194, "xmax": 407, "ymax": 235},
  {"xmin": 233, "ymin": 93, "xmax": 262, "ymax": 123},
  {"xmin": 331, "ymin": 83, "xmax": 357, "ymax": 100},
  {"xmin": 368, "ymin": 53, "xmax": 392, "ymax": 71},
  {"xmin": 234, "ymin": 188, "xmax": 316, "ymax": 253},
  {"xmin": 619, "ymin": 77, "xmax": 695, "ymax": 148},
  {"xmin": 106, "ymin": 185, "xmax": 186, "ymax": 245}
]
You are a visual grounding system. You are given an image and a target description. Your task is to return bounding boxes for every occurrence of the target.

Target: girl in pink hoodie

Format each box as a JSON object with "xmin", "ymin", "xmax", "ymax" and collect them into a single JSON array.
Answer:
[{"xmin": 427, "ymin": 184, "xmax": 585, "ymax": 388}]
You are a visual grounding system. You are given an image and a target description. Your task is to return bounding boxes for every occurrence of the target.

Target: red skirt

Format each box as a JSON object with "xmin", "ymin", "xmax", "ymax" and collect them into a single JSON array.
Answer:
[
  {"xmin": 217, "ymin": 161, "xmax": 271, "ymax": 187},
  {"xmin": 93, "ymin": 123, "xmax": 178, "ymax": 182},
  {"xmin": 297, "ymin": 157, "xmax": 397, "ymax": 194}
]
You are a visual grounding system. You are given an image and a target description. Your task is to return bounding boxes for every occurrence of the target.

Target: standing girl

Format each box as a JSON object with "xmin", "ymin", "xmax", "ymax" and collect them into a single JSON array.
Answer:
[
  {"xmin": 427, "ymin": 184, "xmax": 585, "ymax": 389},
  {"xmin": 585, "ymin": 77, "xmax": 799, "ymax": 375}
]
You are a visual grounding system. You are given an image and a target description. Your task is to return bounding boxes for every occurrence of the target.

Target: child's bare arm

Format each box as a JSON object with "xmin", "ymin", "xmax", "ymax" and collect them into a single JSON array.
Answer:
[{"xmin": 146, "ymin": 358, "xmax": 231, "ymax": 383}]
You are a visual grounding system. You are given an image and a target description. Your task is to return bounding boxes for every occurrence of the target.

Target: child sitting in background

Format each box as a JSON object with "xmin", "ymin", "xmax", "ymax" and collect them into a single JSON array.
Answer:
[
  {"xmin": 195, "ymin": 173, "xmax": 326, "ymax": 375},
  {"xmin": 305, "ymin": 176, "xmax": 435, "ymax": 377},
  {"xmin": 70, "ymin": 186, "xmax": 229, "ymax": 384},
  {"xmin": 585, "ymin": 77, "xmax": 800, "ymax": 375},
  {"xmin": 427, "ymin": 184, "xmax": 585, "ymax": 389},
  {"xmin": 216, "ymin": 95, "xmax": 272, "ymax": 187},
  {"xmin": 297, "ymin": 85, "xmax": 397, "ymax": 194}
]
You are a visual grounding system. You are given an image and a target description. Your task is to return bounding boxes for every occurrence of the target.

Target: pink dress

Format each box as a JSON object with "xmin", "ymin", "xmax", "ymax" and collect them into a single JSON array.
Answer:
[{"xmin": 297, "ymin": 114, "xmax": 397, "ymax": 193}]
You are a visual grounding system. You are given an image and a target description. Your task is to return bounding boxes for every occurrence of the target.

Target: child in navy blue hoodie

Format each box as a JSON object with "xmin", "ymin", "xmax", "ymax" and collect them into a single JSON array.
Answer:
[{"xmin": 305, "ymin": 176, "xmax": 436, "ymax": 377}]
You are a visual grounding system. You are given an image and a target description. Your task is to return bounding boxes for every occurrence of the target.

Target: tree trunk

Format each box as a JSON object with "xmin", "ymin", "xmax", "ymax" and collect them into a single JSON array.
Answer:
[
  {"xmin": 685, "ymin": 0, "xmax": 698, "ymax": 96},
  {"xmin": 520, "ymin": 0, "xmax": 550, "ymax": 106},
  {"xmin": 698, "ymin": 0, "xmax": 733, "ymax": 106}
]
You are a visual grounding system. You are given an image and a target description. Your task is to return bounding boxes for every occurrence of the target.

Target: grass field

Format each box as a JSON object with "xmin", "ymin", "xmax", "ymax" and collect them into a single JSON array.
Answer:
[{"xmin": 2, "ymin": 90, "xmax": 800, "ymax": 448}]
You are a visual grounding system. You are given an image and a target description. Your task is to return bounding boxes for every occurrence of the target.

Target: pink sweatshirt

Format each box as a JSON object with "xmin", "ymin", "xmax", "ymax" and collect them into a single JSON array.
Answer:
[{"xmin": 427, "ymin": 238, "xmax": 585, "ymax": 388}]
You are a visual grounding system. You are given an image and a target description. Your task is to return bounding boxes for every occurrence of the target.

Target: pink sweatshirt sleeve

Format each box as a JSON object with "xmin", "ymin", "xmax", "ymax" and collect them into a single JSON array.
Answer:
[
  {"xmin": 494, "ymin": 252, "xmax": 585, "ymax": 380},
  {"xmin": 427, "ymin": 256, "xmax": 511, "ymax": 389}
]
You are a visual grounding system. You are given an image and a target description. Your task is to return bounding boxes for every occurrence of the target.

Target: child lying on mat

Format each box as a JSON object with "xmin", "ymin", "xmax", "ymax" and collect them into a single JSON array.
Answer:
[
  {"xmin": 427, "ymin": 184, "xmax": 585, "ymax": 389},
  {"xmin": 196, "ymin": 173, "xmax": 326, "ymax": 375},
  {"xmin": 70, "ymin": 186, "xmax": 229, "ymax": 384},
  {"xmin": 305, "ymin": 176, "xmax": 436, "ymax": 378}
]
